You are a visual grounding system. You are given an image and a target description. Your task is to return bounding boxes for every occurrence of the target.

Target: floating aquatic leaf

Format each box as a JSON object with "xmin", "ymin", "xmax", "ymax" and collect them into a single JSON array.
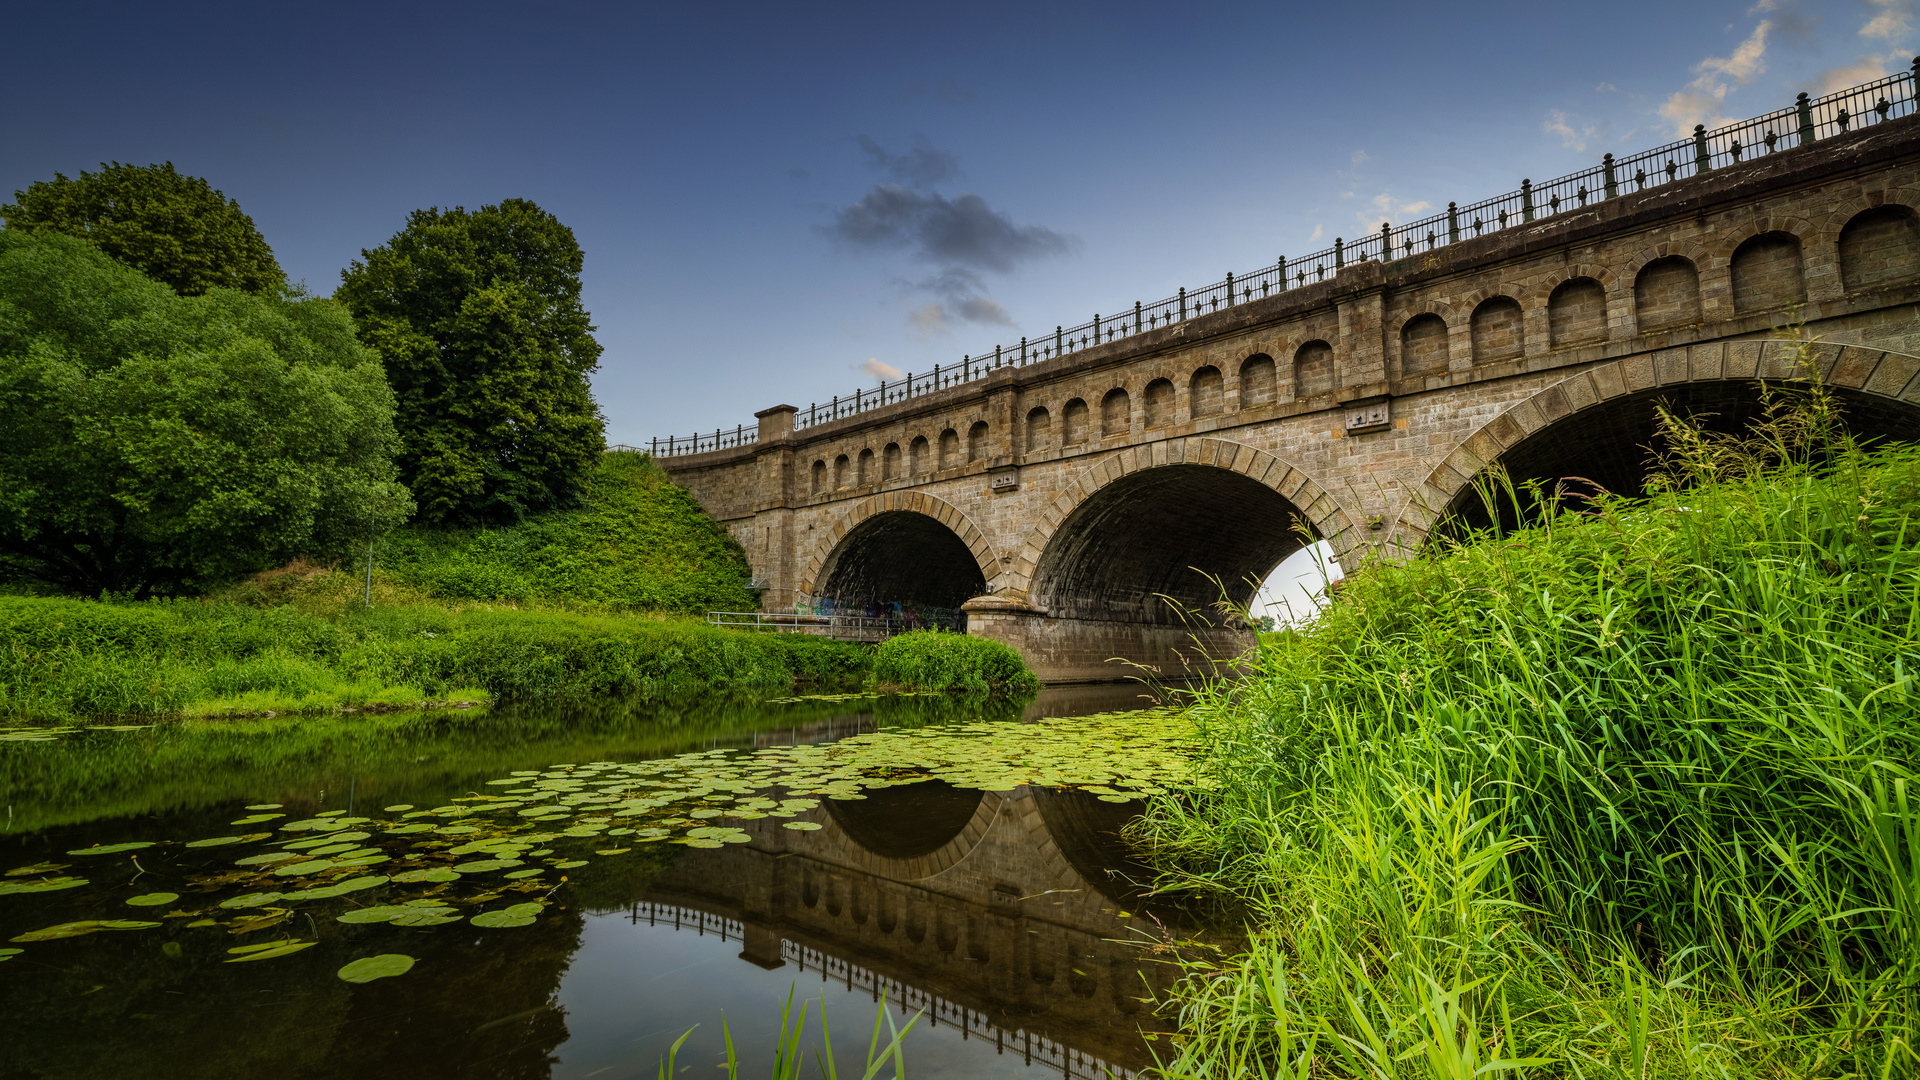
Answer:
[
  {"xmin": 245, "ymin": 804, "xmax": 283, "ymax": 810},
  {"xmin": 503, "ymin": 869, "xmax": 543, "ymax": 879},
  {"xmin": 0, "ymin": 877, "xmax": 88, "ymax": 895},
  {"xmin": 226, "ymin": 939, "xmax": 318, "ymax": 962},
  {"xmin": 391, "ymin": 868, "xmax": 460, "ymax": 884},
  {"xmin": 67, "ymin": 843, "xmax": 154, "ymax": 856},
  {"xmin": 11, "ymin": 920, "xmax": 159, "ymax": 942},
  {"xmin": 471, "ymin": 903, "xmax": 541, "ymax": 928},
  {"xmin": 125, "ymin": 893, "xmax": 179, "ymax": 907},
  {"xmin": 452, "ymin": 859, "xmax": 523, "ymax": 874},
  {"xmin": 236, "ymin": 851, "xmax": 304, "ymax": 866},
  {"xmin": 593, "ymin": 849, "xmax": 630, "ymax": 856},
  {"xmin": 230, "ymin": 814, "xmax": 282, "ymax": 825},
  {"xmin": 552, "ymin": 859, "xmax": 590, "ymax": 868},
  {"xmin": 338, "ymin": 954, "xmax": 416, "ymax": 982},
  {"xmin": 273, "ymin": 859, "xmax": 334, "ymax": 877},
  {"xmin": 681, "ymin": 838, "xmax": 723, "ymax": 848},
  {"xmin": 220, "ymin": 892, "xmax": 286, "ymax": 909},
  {"xmin": 383, "ymin": 804, "xmax": 415, "ymax": 811},
  {"xmin": 0, "ymin": 947, "xmax": 21, "ymax": 961},
  {"xmin": 337, "ymin": 906, "xmax": 412, "ymax": 924},
  {"xmin": 186, "ymin": 918, "xmax": 218, "ymax": 928},
  {"xmin": 782, "ymin": 822, "xmax": 823, "ymax": 831},
  {"xmin": 4, "ymin": 862, "xmax": 69, "ymax": 877},
  {"xmin": 385, "ymin": 824, "xmax": 434, "ymax": 835}
]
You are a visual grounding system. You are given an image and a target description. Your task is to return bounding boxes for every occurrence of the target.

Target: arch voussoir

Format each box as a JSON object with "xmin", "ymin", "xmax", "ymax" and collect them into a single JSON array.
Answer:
[{"xmin": 797, "ymin": 491, "xmax": 1001, "ymax": 598}]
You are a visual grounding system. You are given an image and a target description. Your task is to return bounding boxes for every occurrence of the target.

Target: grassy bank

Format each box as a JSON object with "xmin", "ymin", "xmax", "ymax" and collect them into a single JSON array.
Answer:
[
  {"xmin": 1141, "ymin": 383, "xmax": 1920, "ymax": 1077},
  {"xmin": 0, "ymin": 595, "xmax": 868, "ymax": 723},
  {"xmin": 369, "ymin": 452, "xmax": 759, "ymax": 613},
  {"xmin": 870, "ymin": 630, "xmax": 1040, "ymax": 694}
]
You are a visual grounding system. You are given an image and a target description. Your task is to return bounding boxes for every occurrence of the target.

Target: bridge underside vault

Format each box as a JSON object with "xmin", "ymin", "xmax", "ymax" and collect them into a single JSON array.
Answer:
[
  {"xmin": 1033, "ymin": 464, "xmax": 1309, "ymax": 623},
  {"xmin": 815, "ymin": 510, "xmax": 986, "ymax": 610},
  {"xmin": 1442, "ymin": 381, "xmax": 1920, "ymax": 534},
  {"xmin": 970, "ymin": 462, "xmax": 1314, "ymax": 683}
]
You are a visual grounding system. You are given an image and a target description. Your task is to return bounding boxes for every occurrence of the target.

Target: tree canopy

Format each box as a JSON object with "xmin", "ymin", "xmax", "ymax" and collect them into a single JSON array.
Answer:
[
  {"xmin": 1, "ymin": 162, "xmax": 285, "ymax": 297},
  {"xmin": 0, "ymin": 231, "xmax": 412, "ymax": 597},
  {"xmin": 336, "ymin": 199, "xmax": 605, "ymax": 526}
]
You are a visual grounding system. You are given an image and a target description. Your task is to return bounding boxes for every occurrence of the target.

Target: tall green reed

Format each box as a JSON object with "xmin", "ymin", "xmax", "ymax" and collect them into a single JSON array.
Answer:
[{"xmin": 1140, "ymin": 347, "xmax": 1920, "ymax": 1077}]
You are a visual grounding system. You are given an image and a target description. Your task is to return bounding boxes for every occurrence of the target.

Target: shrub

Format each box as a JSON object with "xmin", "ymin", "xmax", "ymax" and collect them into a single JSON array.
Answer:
[{"xmin": 869, "ymin": 630, "xmax": 1038, "ymax": 694}]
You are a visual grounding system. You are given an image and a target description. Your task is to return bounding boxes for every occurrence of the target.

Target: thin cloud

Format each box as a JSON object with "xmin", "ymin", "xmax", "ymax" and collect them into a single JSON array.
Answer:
[
  {"xmin": 1308, "ymin": 224, "xmax": 1325, "ymax": 242},
  {"xmin": 1544, "ymin": 109, "xmax": 1598, "ymax": 151},
  {"xmin": 857, "ymin": 357, "xmax": 903, "ymax": 380},
  {"xmin": 1862, "ymin": 0, "xmax": 1915, "ymax": 41},
  {"xmin": 1351, "ymin": 149, "xmax": 1370, "ymax": 165},
  {"xmin": 1357, "ymin": 193, "xmax": 1432, "ymax": 232},
  {"xmin": 1595, "ymin": 81, "xmax": 1617, "ymax": 92},
  {"xmin": 858, "ymin": 135, "xmax": 960, "ymax": 187},
  {"xmin": 828, "ymin": 186, "xmax": 1076, "ymax": 273},
  {"xmin": 1815, "ymin": 55, "xmax": 1895, "ymax": 94},
  {"xmin": 1660, "ymin": 19, "xmax": 1772, "ymax": 136}
]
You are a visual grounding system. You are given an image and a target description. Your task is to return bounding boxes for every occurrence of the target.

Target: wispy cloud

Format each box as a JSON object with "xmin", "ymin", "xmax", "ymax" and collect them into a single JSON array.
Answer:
[
  {"xmin": 827, "ymin": 136, "xmax": 1075, "ymax": 336},
  {"xmin": 1594, "ymin": 81, "xmax": 1617, "ymax": 93},
  {"xmin": 1356, "ymin": 193, "xmax": 1432, "ymax": 232},
  {"xmin": 857, "ymin": 357, "xmax": 903, "ymax": 380},
  {"xmin": 1660, "ymin": 19, "xmax": 1772, "ymax": 136},
  {"xmin": 1350, "ymin": 149, "xmax": 1369, "ymax": 165},
  {"xmin": 1862, "ymin": 0, "xmax": 1915, "ymax": 41},
  {"xmin": 1544, "ymin": 108, "xmax": 1599, "ymax": 151}
]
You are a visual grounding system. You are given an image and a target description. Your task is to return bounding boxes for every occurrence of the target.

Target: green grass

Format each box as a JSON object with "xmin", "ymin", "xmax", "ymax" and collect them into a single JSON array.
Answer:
[
  {"xmin": 869, "ymin": 629, "xmax": 1039, "ymax": 694},
  {"xmin": 0, "ymin": 595, "xmax": 869, "ymax": 723},
  {"xmin": 368, "ymin": 452, "xmax": 760, "ymax": 613},
  {"xmin": 1138, "ymin": 372, "xmax": 1920, "ymax": 1078}
]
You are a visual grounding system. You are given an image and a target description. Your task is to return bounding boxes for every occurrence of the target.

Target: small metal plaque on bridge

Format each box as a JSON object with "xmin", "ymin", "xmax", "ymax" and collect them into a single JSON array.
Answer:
[
  {"xmin": 989, "ymin": 466, "xmax": 1019, "ymax": 492},
  {"xmin": 1344, "ymin": 400, "xmax": 1391, "ymax": 434}
]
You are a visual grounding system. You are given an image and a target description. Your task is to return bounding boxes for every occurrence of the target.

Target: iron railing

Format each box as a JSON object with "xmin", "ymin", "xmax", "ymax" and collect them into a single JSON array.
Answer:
[{"xmin": 644, "ymin": 63, "xmax": 1920, "ymax": 453}]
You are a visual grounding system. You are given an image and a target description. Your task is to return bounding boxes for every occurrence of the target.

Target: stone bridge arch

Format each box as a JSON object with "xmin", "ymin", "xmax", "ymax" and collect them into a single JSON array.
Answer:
[
  {"xmin": 798, "ymin": 491, "xmax": 1002, "ymax": 606},
  {"xmin": 969, "ymin": 438, "xmax": 1354, "ymax": 682},
  {"xmin": 1398, "ymin": 338, "xmax": 1920, "ymax": 543}
]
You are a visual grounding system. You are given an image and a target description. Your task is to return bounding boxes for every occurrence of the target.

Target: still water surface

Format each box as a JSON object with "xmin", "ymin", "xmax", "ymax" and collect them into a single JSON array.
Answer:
[{"xmin": 0, "ymin": 685, "xmax": 1189, "ymax": 1080}]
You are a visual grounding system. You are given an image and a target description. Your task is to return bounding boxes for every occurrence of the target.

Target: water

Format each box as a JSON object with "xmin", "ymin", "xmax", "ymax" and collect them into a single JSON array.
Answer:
[{"xmin": 0, "ymin": 684, "xmax": 1191, "ymax": 1079}]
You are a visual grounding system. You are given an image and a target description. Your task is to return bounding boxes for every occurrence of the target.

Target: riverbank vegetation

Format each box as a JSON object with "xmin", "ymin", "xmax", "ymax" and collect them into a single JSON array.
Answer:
[
  {"xmin": 870, "ymin": 630, "xmax": 1041, "ymax": 695},
  {"xmin": 0, "ymin": 595, "xmax": 867, "ymax": 724},
  {"xmin": 1142, "ymin": 375, "xmax": 1920, "ymax": 1077}
]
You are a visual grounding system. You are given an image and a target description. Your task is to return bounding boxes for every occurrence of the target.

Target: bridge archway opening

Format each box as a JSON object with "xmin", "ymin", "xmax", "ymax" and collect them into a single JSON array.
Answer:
[
  {"xmin": 1031, "ymin": 463, "xmax": 1311, "ymax": 625},
  {"xmin": 1440, "ymin": 380, "xmax": 1920, "ymax": 535},
  {"xmin": 816, "ymin": 510, "xmax": 987, "ymax": 612},
  {"xmin": 825, "ymin": 779, "xmax": 984, "ymax": 860}
]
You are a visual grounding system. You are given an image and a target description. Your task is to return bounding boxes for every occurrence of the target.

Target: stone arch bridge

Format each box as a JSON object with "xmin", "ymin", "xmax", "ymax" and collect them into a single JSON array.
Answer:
[{"xmin": 662, "ymin": 112, "xmax": 1920, "ymax": 682}]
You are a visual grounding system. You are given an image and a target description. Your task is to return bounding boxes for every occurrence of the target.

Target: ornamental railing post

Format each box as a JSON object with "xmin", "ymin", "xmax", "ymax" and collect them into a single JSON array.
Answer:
[
  {"xmin": 1693, "ymin": 125, "xmax": 1710, "ymax": 172},
  {"xmin": 1019, "ymin": 337, "xmax": 1027, "ymax": 364},
  {"xmin": 650, "ymin": 437, "xmax": 657, "ymax": 455},
  {"xmin": 1603, "ymin": 154, "xmax": 1618, "ymax": 198},
  {"xmin": 1224, "ymin": 271, "xmax": 1234, "ymax": 305},
  {"xmin": 963, "ymin": 355, "xmax": 971, "ymax": 381},
  {"xmin": 1797, "ymin": 92, "xmax": 1815, "ymax": 145},
  {"xmin": 853, "ymin": 388, "xmax": 861, "ymax": 411},
  {"xmin": 1334, "ymin": 238, "xmax": 1344, "ymax": 269},
  {"xmin": 1093, "ymin": 311, "xmax": 1101, "ymax": 340},
  {"xmin": 932, "ymin": 363, "xmax": 940, "ymax": 388},
  {"xmin": 994, "ymin": 344, "xmax": 1002, "ymax": 369},
  {"xmin": 1520, "ymin": 180, "xmax": 1534, "ymax": 222},
  {"xmin": 1379, "ymin": 222, "xmax": 1391, "ymax": 259},
  {"xmin": 1134, "ymin": 300, "xmax": 1142, "ymax": 333},
  {"xmin": 1276, "ymin": 256, "xmax": 1287, "ymax": 288},
  {"xmin": 1447, "ymin": 202, "xmax": 1459, "ymax": 243},
  {"xmin": 831, "ymin": 395, "xmax": 839, "ymax": 419},
  {"xmin": 1178, "ymin": 287, "xmax": 1186, "ymax": 321}
]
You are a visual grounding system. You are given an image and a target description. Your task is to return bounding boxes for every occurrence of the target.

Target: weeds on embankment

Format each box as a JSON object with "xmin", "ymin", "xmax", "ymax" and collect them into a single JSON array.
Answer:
[
  {"xmin": 1138, "ymin": 359, "xmax": 1920, "ymax": 1077},
  {"xmin": 869, "ymin": 629, "xmax": 1041, "ymax": 695},
  {"xmin": 0, "ymin": 598, "xmax": 869, "ymax": 722}
]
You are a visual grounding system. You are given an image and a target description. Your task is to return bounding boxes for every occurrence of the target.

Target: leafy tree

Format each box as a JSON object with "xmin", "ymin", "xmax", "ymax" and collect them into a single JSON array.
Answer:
[
  {"xmin": 335, "ymin": 199, "xmax": 605, "ymax": 526},
  {"xmin": 0, "ymin": 231, "xmax": 412, "ymax": 597},
  {"xmin": 1, "ymin": 162, "xmax": 284, "ymax": 296}
]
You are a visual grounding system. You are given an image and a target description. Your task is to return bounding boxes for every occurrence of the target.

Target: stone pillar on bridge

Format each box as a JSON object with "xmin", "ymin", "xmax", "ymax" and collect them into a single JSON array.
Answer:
[{"xmin": 751, "ymin": 405, "xmax": 800, "ymax": 609}]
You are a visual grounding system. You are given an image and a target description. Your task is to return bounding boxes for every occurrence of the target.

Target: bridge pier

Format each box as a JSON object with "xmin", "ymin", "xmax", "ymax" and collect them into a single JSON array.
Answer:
[{"xmin": 962, "ymin": 595, "xmax": 1253, "ymax": 684}]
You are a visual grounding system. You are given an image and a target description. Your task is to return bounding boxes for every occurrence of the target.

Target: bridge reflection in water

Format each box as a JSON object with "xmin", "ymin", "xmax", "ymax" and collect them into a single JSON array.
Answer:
[{"xmin": 591, "ymin": 770, "xmax": 1180, "ymax": 1079}]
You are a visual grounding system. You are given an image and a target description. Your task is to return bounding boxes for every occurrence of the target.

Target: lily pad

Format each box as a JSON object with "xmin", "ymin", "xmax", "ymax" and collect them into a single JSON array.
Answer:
[
  {"xmin": 782, "ymin": 822, "xmax": 824, "ymax": 831},
  {"xmin": 0, "ymin": 947, "xmax": 21, "ymax": 961},
  {"xmin": 503, "ymin": 869, "xmax": 543, "ymax": 879},
  {"xmin": 230, "ymin": 814, "xmax": 282, "ymax": 825},
  {"xmin": 383, "ymin": 804, "xmax": 414, "ymax": 812},
  {"xmin": 67, "ymin": 843, "xmax": 154, "ymax": 856},
  {"xmin": 184, "ymin": 836, "xmax": 248, "ymax": 848},
  {"xmin": 245, "ymin": 804, "xmax": 283, "ymax": 810},
  {"xmin": 11, "ymin": 920, "xmax": 159, "ymax": 942},
  {"xmin": 226, "ymin": 940, "xmax": 318, "ymax": 962},
  {"xmin": 338, "ymin": 954, "xmax": 416, "ymax": 983},
  {"xmin": 471, "ymin": 903, "xmax": 542, "ymax": 928},
  {"xmin": 220, "ymin": 892, "xmax": 286, "ymax": 909},
  {"xmin": 0, "ymin": 877, "xmax": 88, "ymax": 895},
  {"xmin": 391, "ymin": 868, "xmax": 460, "ymax": 884},
  {"xmin": 452, "ymin": 859, "xmax": 523, "ymax": 874},
  {"xmin": 273, "ymin": 859, "xmax": 334, "ymax": 876},
  {"xmin": 125, "ymin": 892, "xmax": 180, "ymax": 907}
]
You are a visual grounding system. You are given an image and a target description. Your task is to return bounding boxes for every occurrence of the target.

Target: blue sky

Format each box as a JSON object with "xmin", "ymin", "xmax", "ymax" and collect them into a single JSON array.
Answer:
[{"xmin": 4, "ymin": 0, "xmax": 1915, "ymax": 445}]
